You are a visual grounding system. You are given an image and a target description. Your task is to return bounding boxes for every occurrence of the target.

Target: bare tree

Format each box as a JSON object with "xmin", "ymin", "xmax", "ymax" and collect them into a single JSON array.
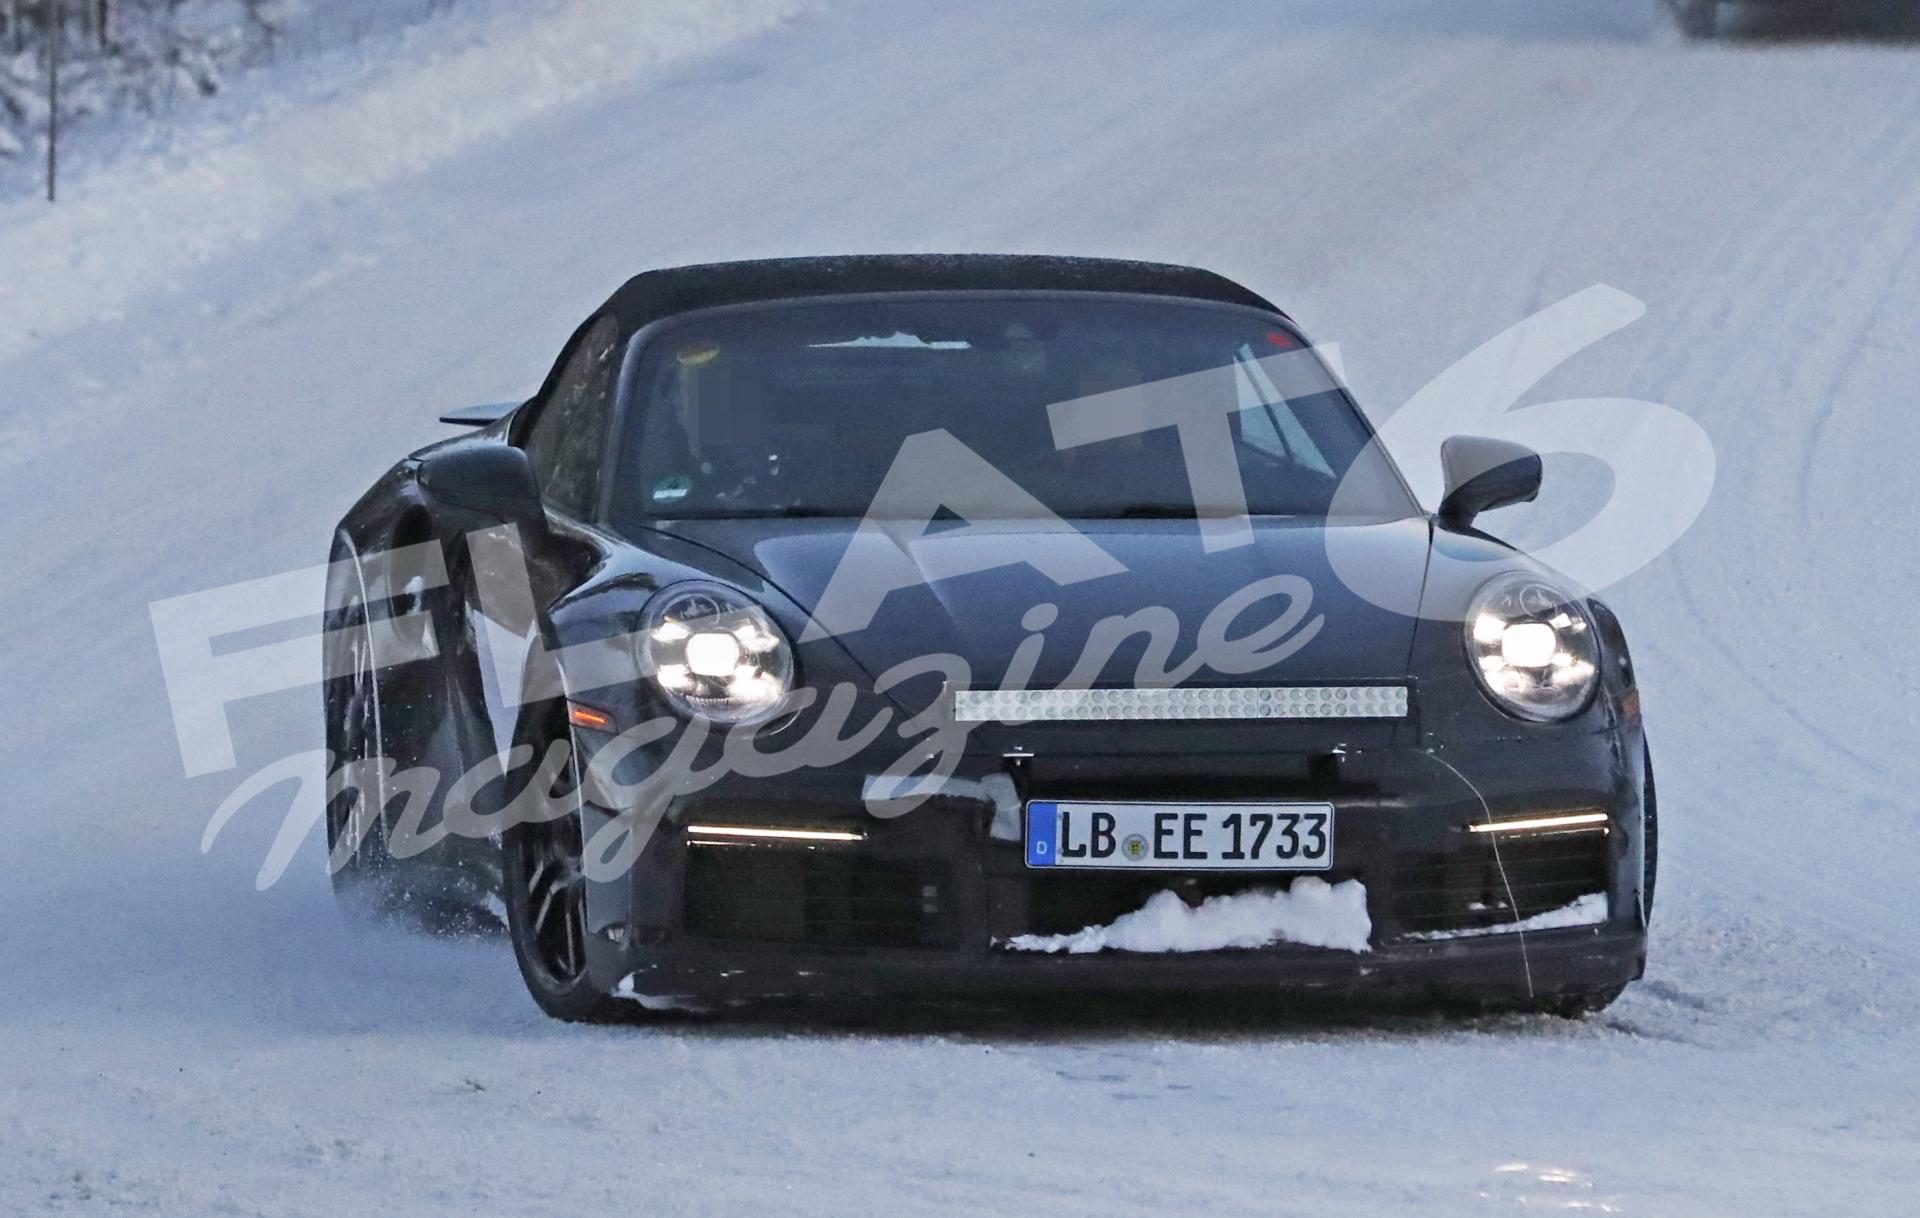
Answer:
[
  {"xmin": 6, "ymin": 0, "xmax": 468, "ymax": 192},
  {"xmin": 48, "ymin": 0, "xmax": 61, "ymax": 201}
]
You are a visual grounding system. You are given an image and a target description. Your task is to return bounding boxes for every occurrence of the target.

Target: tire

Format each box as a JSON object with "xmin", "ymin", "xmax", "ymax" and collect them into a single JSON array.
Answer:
[
  {"xmin": 322, "ymin": 557, "xmax": 400, "ymax": 909},
  {"xmin": 502, "ymin": 711, "xmax": 624, "ymax": 1022},
  {"xmin": 1517, "ymin": 743, "xmax": 1656, "ymax": 1020},
  {"xmin": 321, "ymin": 531, "xmax": 497, "ymax": 934},
  {"xmin": 1542, "ymin": 983, "xmax": 1628, "ymax": 1018},
  {"xmin": 1677, "ymin": 0, "xmax": 1718, "ymax": 38},
  {"xmin": 1641, "ymin": 740, "xmax": 1658, "ymax": 925}
]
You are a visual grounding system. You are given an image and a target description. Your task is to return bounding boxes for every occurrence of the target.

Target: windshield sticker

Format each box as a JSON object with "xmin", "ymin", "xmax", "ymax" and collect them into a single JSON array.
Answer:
[{"xmin": 651, "ymin": 475, "xmax": 692, "ymax": 503}]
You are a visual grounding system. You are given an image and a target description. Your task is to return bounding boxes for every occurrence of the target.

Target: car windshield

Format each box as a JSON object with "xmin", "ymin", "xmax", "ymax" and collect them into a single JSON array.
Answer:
[{"xmin": 616, "ymin": 294, "xmax": 1414, "ymax": 522}]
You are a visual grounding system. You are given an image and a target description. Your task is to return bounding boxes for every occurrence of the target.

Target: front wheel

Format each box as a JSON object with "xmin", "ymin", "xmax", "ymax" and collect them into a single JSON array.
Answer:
[
  {"xmin": 1642, "ymin": 741, "xmax": 1658, "ymax": 924},
  {"xmin": 1539, "ymin": 983, "xmax": 1628, "ymax": 1018},
  {"xmin": 1515, "ymin": 742, "xmax": 1656, "ymax": 1019},
  {"xmin": 502, "ymin": 717, "xmax": 622, "ymax": 1022},
  {"xmin": 322, "ymin": 570, "xmax": 398, "ymax": 908}
]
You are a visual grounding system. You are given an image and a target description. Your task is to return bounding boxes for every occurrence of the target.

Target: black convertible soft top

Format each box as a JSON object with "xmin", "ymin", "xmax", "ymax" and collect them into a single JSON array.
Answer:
[{"xmin": 596, "ymin": 254, "xmax": 1282, "ymax": 337}]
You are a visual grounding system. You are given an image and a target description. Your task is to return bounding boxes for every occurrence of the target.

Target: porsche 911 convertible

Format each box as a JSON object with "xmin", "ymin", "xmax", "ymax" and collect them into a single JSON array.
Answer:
[{"xmin": 322, "ymin": 254, "xmax": 1655, "ymax": 1020}]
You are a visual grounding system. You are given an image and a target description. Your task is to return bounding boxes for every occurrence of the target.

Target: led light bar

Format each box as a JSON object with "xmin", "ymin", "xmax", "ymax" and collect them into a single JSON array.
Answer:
[
  {"xmin": 1467, "ymin": 811, "xmax": 1610, "ymax": 835},
  {"xmin": 684, "ymin": 824, "xmax": 866, "ymax": 843},
  {"xmin": 951, "ymin": 685, "xmax": 1409, "ymax": 723}
]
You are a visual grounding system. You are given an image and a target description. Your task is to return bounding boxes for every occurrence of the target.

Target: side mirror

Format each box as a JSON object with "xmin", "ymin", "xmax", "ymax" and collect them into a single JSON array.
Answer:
[
  {"xmin": 1437, "ymin": 435, "xmax": 1542, "ymax": 530},
  {"xmin": 417, "ymin": 443, "xmax": 548, "ymax": 539}
]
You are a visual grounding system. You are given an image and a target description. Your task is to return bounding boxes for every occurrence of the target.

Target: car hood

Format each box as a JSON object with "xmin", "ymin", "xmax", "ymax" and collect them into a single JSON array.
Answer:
[{"xmin": 648, "ymin": 516, "xmax": 1434, "ymax": 692}]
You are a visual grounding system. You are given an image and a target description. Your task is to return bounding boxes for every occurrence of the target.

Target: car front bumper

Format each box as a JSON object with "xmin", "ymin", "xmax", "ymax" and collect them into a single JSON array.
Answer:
[
  {"xmin": 611, "ymin": 924, "xmax": 1644, "ymax": 1008},
  {"xmin": 575, "ymin": 723, "xmax": 1650, "ymax": 1007}
]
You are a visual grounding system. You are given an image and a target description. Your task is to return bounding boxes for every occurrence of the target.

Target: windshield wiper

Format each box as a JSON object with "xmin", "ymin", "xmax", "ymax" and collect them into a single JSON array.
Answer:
[
  {"xmin": 674, "ymin": 505, "xmax": 845, "ymax": 519},
  {"xmin": 762, "ymin": 505, "xmax": 842, "ymax": 518},
  {"xmin": 1095, "ymin": 505, "xmax": 1200, "ymax": 519}
]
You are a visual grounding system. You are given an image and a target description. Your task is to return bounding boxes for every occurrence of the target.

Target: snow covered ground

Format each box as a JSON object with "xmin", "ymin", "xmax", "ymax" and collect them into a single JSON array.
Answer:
[{"xmin": 4, "ymin": 0, "xmax": 1920, "ymax": 1213}]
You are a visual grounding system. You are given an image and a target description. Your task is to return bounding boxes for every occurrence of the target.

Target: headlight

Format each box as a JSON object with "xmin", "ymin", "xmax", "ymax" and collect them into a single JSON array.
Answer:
[
  {"xmin": 640, "ymin": 582, "xmax": 794, "ymax": 725},
  {"xmin": 1464, "ymin": 574, "xmax": 1599, "ymax": 722}
]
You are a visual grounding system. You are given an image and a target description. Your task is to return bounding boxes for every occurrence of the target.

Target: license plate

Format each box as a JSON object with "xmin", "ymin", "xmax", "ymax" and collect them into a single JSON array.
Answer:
[{"xmin": 1024, "ymin": 801, "xmax": 1334, "ymax": 871}]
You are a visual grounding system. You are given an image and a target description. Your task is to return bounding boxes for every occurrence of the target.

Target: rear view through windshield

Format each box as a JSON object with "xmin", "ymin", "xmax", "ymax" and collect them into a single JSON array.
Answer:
[{"xmin": 617, "ymin": 294, "xmax": 1413, "ymax": 523}]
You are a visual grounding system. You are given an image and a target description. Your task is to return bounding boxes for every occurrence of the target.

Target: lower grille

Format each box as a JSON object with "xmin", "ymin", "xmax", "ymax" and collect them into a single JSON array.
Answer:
[
  {"xmin": 1389, "ymin": 829, "xmax": 1610, "ymax": 937},
  {"xmin": 682, "ymin": 844, "xmax": 951, "ymax": 949}
]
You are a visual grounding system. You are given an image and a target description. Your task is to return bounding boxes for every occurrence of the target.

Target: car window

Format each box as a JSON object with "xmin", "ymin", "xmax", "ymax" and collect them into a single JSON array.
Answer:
[
  {"xmin": 1233, "ymin": 348, "xmax": 1335, "ymax": 477},
  {"xmin": 524, "ymin": 315, "xmax": 621, "ymax": 518}
]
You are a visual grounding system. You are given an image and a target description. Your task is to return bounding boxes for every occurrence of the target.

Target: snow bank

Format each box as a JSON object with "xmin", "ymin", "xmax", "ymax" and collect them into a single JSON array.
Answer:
[
  {"xmin": 1003, "ymin": 879, "xmax": 1372, "ymax": 955},
  {"xmin": 0, "ymin": 0, "xmax": 799, "ymax": 365},
  {"xmin": 1409, "ymin": 892, "xmax": 1608, "ymax": 941}
]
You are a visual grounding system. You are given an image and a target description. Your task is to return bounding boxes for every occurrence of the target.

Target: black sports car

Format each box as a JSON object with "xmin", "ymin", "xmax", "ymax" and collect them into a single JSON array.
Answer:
[
  {"xmin": 323, "ymin": 255, "xmax": 1654, "ymax": 1021},
  {"xmin": 1669, "ymin": 0, "xmax": 1914, "ymax": 37}
]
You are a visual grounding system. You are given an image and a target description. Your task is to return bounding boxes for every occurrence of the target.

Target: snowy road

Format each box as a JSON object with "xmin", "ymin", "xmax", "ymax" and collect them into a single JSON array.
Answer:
[{"xmin": 4, "ymin": 1, "xmax": 1920, "ymax": 1214}]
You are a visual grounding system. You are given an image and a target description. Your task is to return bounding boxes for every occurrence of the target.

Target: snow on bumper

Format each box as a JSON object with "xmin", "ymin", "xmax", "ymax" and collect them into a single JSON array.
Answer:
[
  {"xmin": 1000, "ymin": 879, "xmax": 1372, "ymax": 955},
  {"xmin": 1407, "ymin": 892, "xmax": 1609, "ymax": 941}
]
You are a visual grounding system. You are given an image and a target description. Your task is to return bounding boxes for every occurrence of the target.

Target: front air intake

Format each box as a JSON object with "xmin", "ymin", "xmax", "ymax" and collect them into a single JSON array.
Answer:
[
  {"xmin": 1388, "ymin": 828, "xmax": 1610, "ymax": 938},
  {"xmin": 682, "ymin": 844, "xmax": 953, "ymax": 949}
]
